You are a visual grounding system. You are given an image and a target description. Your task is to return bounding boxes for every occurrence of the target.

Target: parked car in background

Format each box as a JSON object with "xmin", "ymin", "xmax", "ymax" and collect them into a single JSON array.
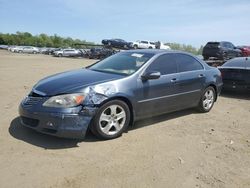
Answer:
[
  {"xmin": 218, "ymin": 57, "xmax": 250, "ymax": 91},
  {"xmin": 202, "ymin": 41, "xmax": 242, "ymax": 61},
  {"xmin": 102, "ymin": 39, "xmax": 132, "ymax": 49},
  {"xmin": 9, "ymin": 46, "xmax": 24, "ymax": 52},
  {"xmin": 19, "ymin": 49, "xmax": 222, "ymax": 140},
  {"xmin": 0, "ymin": 45, "xmax": 9, "ymax": 49},
  {"xmin": 40, "ymin": 47, "xmax": 56, "ymax": 55},
  {"xmin": 88, "ymin": 48, "xmax": 116, "ymax": 59},
  {"xmin": 54, "ymin": 49, "xmax": 83, "ymax": 57},
  {"xmin": 18, "ymin": 46, "xmax": 40, "ymax": 54},
  {"xmin": 237, "ymin": 46, "xmax": 250, "ymax": 57},
  {"xmin": 155, "ymin": 41, "xmax": 171, "ymax": 50},
  {"xmin": 133, "ymin": 40, "xmax": 156, "ymax": 49}
]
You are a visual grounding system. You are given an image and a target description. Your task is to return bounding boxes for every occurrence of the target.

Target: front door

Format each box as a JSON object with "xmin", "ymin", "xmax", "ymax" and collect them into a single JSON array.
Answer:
[{"xmin": 136, "ymin": 54, "xmax": 179, "ymax": 118}]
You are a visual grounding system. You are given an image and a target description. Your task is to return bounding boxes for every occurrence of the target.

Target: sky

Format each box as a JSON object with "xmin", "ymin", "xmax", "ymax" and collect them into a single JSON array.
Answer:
[{"xmin": 0, "ymin": 0, "xmax": 249, "ymax": 47}]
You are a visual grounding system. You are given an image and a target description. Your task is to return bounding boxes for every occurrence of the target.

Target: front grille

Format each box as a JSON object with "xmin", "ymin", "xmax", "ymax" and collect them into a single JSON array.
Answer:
[
  {"xmin": 21, "ymin": 116, "xmax": 39, "ymax": 127},
  {"xmin": 22, "ymin": 96, "xmax": 43, "ymax": 108}
]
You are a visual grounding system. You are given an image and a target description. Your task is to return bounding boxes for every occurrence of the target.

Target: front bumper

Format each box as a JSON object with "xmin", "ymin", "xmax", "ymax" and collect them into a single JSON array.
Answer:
[{"xmin": 19, "ymin": 99, "xmax": 98, "ymax": 139}]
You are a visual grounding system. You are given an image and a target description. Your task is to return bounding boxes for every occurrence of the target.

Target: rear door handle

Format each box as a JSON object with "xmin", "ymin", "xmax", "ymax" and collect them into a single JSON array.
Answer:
[
  {"xmin": 198, "ymin": 74, "xmax": 205, "ymax": 78},
  {"xmin": 171, "ymin": 78, "xmax": 178, "ymax": 83}
]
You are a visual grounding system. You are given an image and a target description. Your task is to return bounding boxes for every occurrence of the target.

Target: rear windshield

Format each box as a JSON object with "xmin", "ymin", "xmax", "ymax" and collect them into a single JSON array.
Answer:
[
  {"xmin": 205, "ymin": 42, "xmax": 220, "ymax": 48},
  {"xmin": 222, "ymin": 58, "xmax": 250, "ymax": 68}
]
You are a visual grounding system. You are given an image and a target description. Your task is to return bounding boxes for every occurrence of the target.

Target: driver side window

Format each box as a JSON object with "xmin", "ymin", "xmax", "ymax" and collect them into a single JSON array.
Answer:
[{"xmin": 146, "ymin": 54, "xmax": 177, "ymax": 75}]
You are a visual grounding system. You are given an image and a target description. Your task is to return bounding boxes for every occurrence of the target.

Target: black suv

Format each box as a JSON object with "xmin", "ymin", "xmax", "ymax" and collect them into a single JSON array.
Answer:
[
  {"xmin": 88, "ymin": 48, "xmax": 116, "ymax": 59},
  {"xmin": 202, "ymin": 41, "xmax": 242, "ymax": 61}
]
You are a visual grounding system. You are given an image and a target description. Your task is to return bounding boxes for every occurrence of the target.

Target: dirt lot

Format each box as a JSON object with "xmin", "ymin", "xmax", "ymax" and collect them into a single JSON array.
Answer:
[{"xmin": 0, "ymin": 50, "xmax": 250, "ymax": 188}]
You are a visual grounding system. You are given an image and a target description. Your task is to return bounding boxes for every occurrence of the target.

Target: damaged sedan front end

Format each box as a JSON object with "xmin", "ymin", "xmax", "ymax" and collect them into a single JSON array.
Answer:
[{"xmin": 19, "ymin": 82, "xmax": 120, "ymax": 139}]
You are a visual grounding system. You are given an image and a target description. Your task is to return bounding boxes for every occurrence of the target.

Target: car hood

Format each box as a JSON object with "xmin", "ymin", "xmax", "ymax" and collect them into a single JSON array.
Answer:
[{"xmin": 33, "ymin": 68, "xmax": 124, "ymax": 96}]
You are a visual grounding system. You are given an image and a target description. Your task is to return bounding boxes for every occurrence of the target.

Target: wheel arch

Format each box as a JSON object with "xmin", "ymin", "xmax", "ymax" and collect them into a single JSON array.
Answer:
[
  {"xmin": 100, "ymin": 96, "xmax": 135, "ymax": 126},
  {"xmin": 206, "ymin": 84, "xmax": 218, "ymax": 101}
]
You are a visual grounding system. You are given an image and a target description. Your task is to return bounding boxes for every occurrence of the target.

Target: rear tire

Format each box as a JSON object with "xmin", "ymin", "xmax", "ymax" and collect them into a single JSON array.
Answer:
[
  {"xmin": 90, "ymin": 100, "xmax": 130, "ymax": 139},
  {"xmin": 197, "ymin": 86, "xmax": 215, "ymax": 113}
]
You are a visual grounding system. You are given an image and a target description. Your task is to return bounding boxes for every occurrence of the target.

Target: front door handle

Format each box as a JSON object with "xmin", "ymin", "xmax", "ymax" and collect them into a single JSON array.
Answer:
[
  {"xmin": 198, "ymin": 74, "xmax": 205, "ymax": 78},
  {"xmin": 171, "ymin": 78, "xmax": 178, "ymax": 83}
]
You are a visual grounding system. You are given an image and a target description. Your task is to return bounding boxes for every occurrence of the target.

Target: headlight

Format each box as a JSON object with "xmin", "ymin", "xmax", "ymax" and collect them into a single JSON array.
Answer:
[{"xmin": 43, "ymin": 94, "xmax": 85, "ymax": 108}]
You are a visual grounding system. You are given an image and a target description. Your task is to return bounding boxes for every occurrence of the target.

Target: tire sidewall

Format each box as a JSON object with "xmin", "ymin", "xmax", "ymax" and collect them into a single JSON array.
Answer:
[
  {"xmin": 199, "ymin": 87, "xmax": 216, "ymax": 112},
  {"xmin": 91, "ymin": 100, "xmax": 130, "ymax": 139}
]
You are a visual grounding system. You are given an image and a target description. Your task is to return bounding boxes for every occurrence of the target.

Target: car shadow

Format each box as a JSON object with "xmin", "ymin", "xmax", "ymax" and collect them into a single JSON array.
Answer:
[
  {"xmin": 9, "ymin": 117, "xmax": 100, "ymax": 149},
  {"xmin": 9, "ymin": 109, "xmax": 196, "ymax": 148},
  {"xmin": 130, "ymin": 108, "xmax": 196, "ymax": 131},
  {"xmin": 221, "ymin": 90, "xmax": 250, "ymax": 100}
]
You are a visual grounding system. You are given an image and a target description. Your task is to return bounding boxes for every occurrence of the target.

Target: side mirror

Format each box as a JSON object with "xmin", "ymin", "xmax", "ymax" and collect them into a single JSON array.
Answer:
[{"xmin": 141, "ymin": 71, "xmax": 161, "ymax": 81}]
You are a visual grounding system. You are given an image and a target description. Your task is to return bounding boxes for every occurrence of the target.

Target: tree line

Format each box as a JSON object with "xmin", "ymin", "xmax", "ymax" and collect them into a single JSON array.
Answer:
[
  {"xmin": 166, "ymin": 43, "xmax": 203, "ymax": 55},
  {"xmin": 0, "ymin": 31, "xmax": 203, "ymax": 54},
  {"xmin": 0, "ymin": 32, "xmax": 94, "ymax": 48}
]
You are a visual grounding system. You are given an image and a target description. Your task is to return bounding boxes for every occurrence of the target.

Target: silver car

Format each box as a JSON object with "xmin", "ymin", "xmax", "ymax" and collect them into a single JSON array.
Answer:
[
  {"xmin": 54, "ymin": 49, "xmax": 82, "ymax": 57},
  {"xmin": 19, "ymin": 46, "xmax": 39, "ymax": 54}
]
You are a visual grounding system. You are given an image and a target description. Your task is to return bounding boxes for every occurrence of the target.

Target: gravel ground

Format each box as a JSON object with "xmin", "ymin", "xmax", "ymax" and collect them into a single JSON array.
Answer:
[{"xmin": 0, "ymin": 50, "xmax": 250, "ymax": 188}]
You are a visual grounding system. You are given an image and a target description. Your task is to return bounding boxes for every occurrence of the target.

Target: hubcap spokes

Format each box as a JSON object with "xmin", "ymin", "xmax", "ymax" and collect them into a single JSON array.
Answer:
[
  {"xmin": 203, "ymin": 90, "xmax": 214, "ymax": 110},
  {"xmin": 99, "ymin": 105, "xmax": 126, "ymax": 135}
]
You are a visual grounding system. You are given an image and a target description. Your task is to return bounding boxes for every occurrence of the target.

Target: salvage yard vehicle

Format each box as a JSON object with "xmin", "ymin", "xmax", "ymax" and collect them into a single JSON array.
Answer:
[
  {"xmin": 40, "ymin": 47, "xmax": 56, "ymax": 55},
  {"xmin": 202, "ymin": 41, "xmax": 242, "ymax": 61},
  {"xmin": 18, "ymin": 46, "xmax": 39, "ymax": 54},
  {"xmin": 19, "ymin": 49, "xmax": 222, "ymax": 140},
  {"xmin": 54, "ymin": 49, "xmax": 83, "ymax": 57},
  {"xmin": 102, "ymin": 38, "xmax": 132, "ymax": 49},
  {"xmin": 9, "ymin": 46, "xmax": 24, "ymax": 53},
  {"xmin": 88, "ymin": 47, "xmax": 116, "ymax": 59},
  {"xmin": 133, "ymin": 40, "xmax": 156, "ymax": 49},
  {"xmin": 218, "ymin": 57, "xmax": 250, "ymax": 91},
  {"xmin": 237, "ymin": 46, "xmax": 250, "ymax": 57}
]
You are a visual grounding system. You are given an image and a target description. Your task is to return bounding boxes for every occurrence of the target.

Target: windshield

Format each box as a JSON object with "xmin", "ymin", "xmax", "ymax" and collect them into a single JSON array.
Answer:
[
  {"xmin": 205, "ymin": 42, "xmax": 220, "ymax": 48},
  {"xmin": 88, "ymin": 52, "xmax": 154, "ymax": 75}
]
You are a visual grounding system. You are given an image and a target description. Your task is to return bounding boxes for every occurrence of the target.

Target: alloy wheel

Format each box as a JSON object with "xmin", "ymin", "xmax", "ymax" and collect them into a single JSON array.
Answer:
[
  {"xmin": 99, "ymin": 105, "xmax": 126, "ymax": 136},
  {"xmin": 202, "ymin": 89, "xmax": 214, "ymax": 110}
]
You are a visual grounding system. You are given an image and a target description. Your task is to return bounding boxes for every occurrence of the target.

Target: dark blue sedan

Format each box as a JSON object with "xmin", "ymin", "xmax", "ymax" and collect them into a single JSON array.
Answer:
[{"xmin": 19, "ymin": 49, "xmax": 223, "ymax": 139}]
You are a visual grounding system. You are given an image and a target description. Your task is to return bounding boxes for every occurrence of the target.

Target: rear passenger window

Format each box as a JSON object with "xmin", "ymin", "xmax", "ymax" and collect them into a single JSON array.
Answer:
[
  {"xmin": 175, "ymin": 54, "xmax": 203, "ymax": 72},
  {"xmin": 146, "ymin": 54, "xmax": 177, "ymax": 75}
]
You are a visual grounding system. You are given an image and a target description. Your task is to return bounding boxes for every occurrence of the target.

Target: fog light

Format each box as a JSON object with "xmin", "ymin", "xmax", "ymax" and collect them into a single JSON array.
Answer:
[{"xmin": 47, "ymin": 121, "xmax": 54, "ymax": 127}]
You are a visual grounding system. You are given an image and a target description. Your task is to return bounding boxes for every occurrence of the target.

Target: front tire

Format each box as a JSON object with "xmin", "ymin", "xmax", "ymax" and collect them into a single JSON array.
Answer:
[
  {"xmin": 197, "ymin": 87, "xmax": 215, "ymax": 113},
  {"xmin": 90, "ymin": 100, "xmax": 130, "ymax": 139}
]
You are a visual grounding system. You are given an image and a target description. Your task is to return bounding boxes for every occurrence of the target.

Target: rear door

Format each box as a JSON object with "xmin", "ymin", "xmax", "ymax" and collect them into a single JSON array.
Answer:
[
  {"xmin": 136, "ymin": 54, "xmax": 179, "ymax": 118},
  {"xmin": 174, "ymin": 53, "xmax": 205, "ymax": 108},
  {"xmin": 140, "ymin": 41, "xmax": 148, "ymax": 49}
]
